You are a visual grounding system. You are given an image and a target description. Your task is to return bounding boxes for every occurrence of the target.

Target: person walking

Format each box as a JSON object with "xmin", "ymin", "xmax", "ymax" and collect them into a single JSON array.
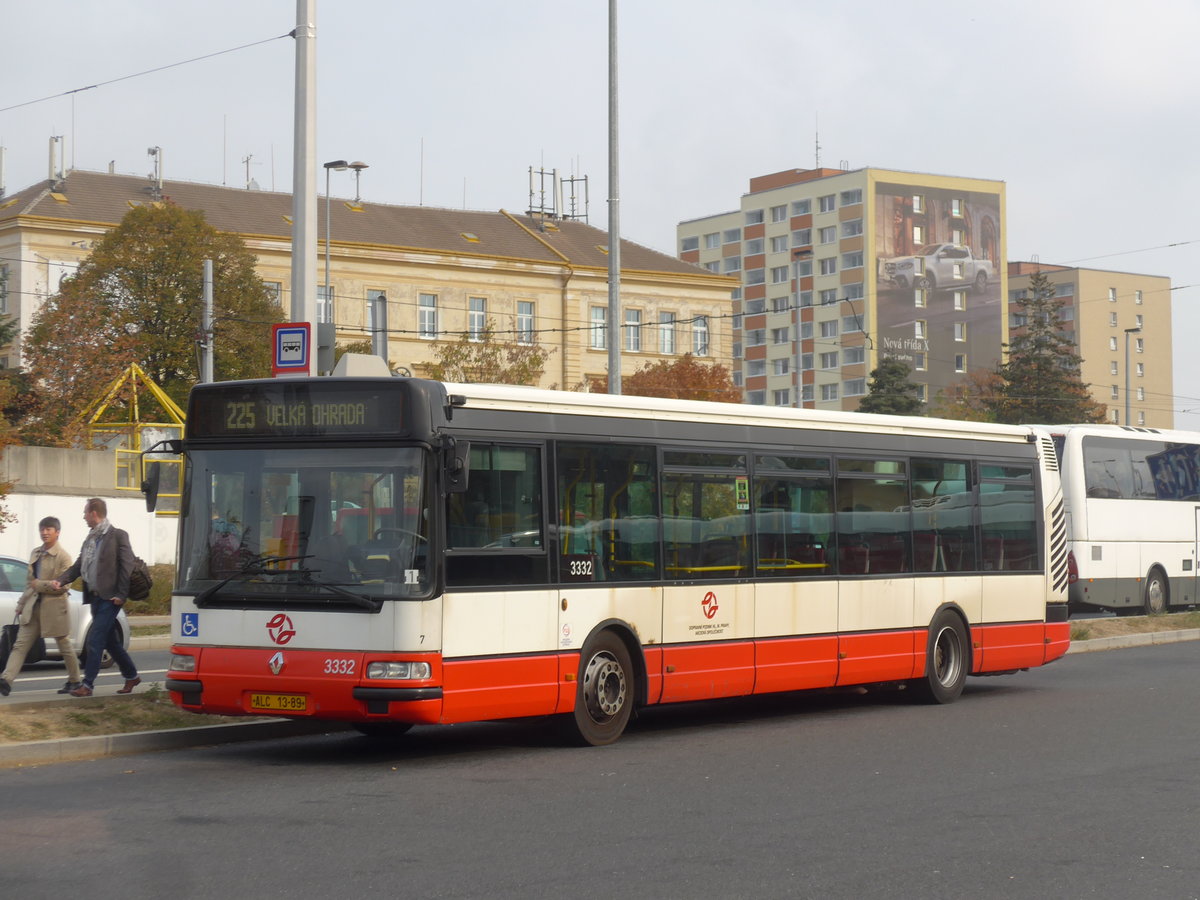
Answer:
[
  {"xmin": 0, "ymin": 517, "xmax": 83, "ymax": 697},
  {"xmin": 52, "ymin": 498, "xmax": 140, "ymax": 697}
]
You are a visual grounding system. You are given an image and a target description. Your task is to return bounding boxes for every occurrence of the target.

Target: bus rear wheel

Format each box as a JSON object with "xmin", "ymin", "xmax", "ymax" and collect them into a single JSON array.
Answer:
[
  {"xmin": 570, "ymin": 631, "xmax": 634, "ymax": 746},
  {"xmin": 1143, "ymin": 569, "xmax": 1168, "ymax": 615},
  {"xmin": 909, "ymin": 610, "xmax": 968, "ymax": 704}
]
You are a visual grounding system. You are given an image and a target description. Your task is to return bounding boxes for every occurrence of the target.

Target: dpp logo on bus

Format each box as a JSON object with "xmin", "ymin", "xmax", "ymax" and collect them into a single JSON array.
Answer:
[{"xmin": 266, "ymin": 613, "xmax": 296, "ymax": 645}]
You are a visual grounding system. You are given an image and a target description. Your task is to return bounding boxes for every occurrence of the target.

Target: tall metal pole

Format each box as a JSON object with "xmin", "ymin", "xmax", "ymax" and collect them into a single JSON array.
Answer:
[
  {"xmin": 1124, "ymin": 326, "xmax": 1141, "ymax": 425},
  {"xmin": 606, "ymin": 0, "xmax": 621, "ymax": 394},
  {"xmin": 290, "ymin": 0, "xmax": 318, "ymax": 375},
  {"xmin": 201, "ymin": 259, "xmax": 214, "ymax": 383},
  {"xmin": 793, "ymin": 254, "xmax": 801, "ymax": 407}
]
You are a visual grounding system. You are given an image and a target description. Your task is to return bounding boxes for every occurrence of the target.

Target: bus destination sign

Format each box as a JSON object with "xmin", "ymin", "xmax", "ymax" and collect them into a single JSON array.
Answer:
[{"xmin": 188, "ymin": 383, "xmax": 406, "ymax": 438}]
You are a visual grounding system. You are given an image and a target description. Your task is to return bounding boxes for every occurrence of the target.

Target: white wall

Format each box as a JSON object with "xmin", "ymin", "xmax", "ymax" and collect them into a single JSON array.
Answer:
[{"xmin": 0, "ymin": 492, "xmax": 177, "ymax": 566}]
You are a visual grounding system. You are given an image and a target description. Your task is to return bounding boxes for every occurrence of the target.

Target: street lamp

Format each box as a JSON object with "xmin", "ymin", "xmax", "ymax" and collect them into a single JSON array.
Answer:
[
  {"xmin": 1124, "ymin": 326, "xmax": 1141, "ymax": 425},
  {"xmin": 792, "ymin": 248, "xmax": 813, "ymax": 408},
  {"xmin": 323, "ymin": 160, "xmax": 348, "ymax": 322}
]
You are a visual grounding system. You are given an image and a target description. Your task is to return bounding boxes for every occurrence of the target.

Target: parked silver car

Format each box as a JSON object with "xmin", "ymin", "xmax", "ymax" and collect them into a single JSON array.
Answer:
[{"xmin": 0, "ymin": 554, "xmax": 129, "ymax": 670}]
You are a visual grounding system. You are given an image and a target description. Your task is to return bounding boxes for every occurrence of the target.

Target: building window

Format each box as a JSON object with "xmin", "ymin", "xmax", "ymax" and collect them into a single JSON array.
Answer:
[
  {"xmin": 819, "ymin": 257, "xmax": 837, "ymax": 275},
  {"xmin": 770, "ymin": 204, "xmax": 788, "ymax": 223},
  {"xmin": 794, "ymin": 259, "xmax": 813, "ymax": 277},
  {"xmin": 317, "ymin": 285, "xmax": 334, "ymax": 324},
  {"xmin": 802, "ymin": 353, "xmax": 814, "ymax": 370},
  {"xmin": 955, "ymin": 354, "xmax": 967, "ymax": 373},
  {"xmin": 772, "ymin": 358, "xmax": 790, "ymax": 375},
  {"xmin": 950, "ymin": 198, "xmax": 964, "ymax": 217},
  {"xmin": 733, "ymin": 343, "xmax": 742, "ymax": 359},
  {"xmin": 1110, "ymin": 361, "xmax": 1118, "ymax": 375},
  {"xmin": 844, "ymin": 283, "xmax": 864, "ymax": 302},
  {"xmin": 745, "ymin": 209, "xmax": 764, "ymax": 226},
  {"xmin": 745, "ymin": 238, "xmax": 764, "ymax": 255},
  {"xmin": 468, "ymin": 296, "xmax": 487, "ymax": 341},
  {"xmin": 792, "ymin": 228, "xmax": 812, "ymax": 247},
  {"xmin": 772, "ymin": 296, "xmax": 790, "ymax": 312},
  {"xmin": 1135, "ymin": 338, "xmax": 1144, "ymax": 353},
  {"xmin": 914, "ymin": 289, "xmax": 927, "ymax": 308},
  {"xmin": 842, "ymin": 251, "xmax": 863, "ymax": 270},
  {"xmin": 1135, "ymin": 314, "xmax": 1143, "ymax": 328},
  {"xmin": 1135, "ymin": 289, "xmax": 1144, "ymax": 305},
  {"xmin": 693, "ymin": 316, "xmax": 709, "ymax": 356},
  {"xmin": 723, "ymin": 228, "xmax": 741, "ymax": 243},
  {"xmin": 747, "ymin": 390, "xmax": 766, "ymax": 405},
  {"xmin": 745, "ymin": 268, "xmax": 766, "ymax": 286},
  {"xmin": 746, "ymin": 359, "xmax": 766, "ymax": 377},
  {"xmin": 703, "ymin": 232, "xmax": 720, "ymax": 249},
  {"xmin": 771, "ymin": 327, "xmax": 790, "ymax": 345},
  {"xmin": 590, "ymin": 306, "xmax": 607, "ymax": 350},
  {"xmin": 516, "ymin": 301, "xmax": 535, "ymax": 344},
  {"xmin": 263, "ymin": 280, "xmax": 282, "ymax": 305},
  {"xmin": 953, "ymin": 291, "xmax": 966, "ymax": 311},
  {"xmin": 703, "ymin": 261, "xmax": 720, "ymax": 272},
  {"xmin": 681, "ymin": 236, "xmax": 699, "ymax": 252},
  {"xmin": 819, "ymin": 320, "xmax": 839, "ymax": 338},
  {"xmin": 819, "ymin": 351, "xmax": 839, "ymax": 369},
  {"xmin": 1110, "ymin": 385, "xmax": 1120, "ymax": 400},
  {"xmin": 954, "ymin": 322, "xmax": 966, "ymax": 342},
  {"xmin": 951, "ymin": 262, "xmax": 965, "ymax": 280},
  {"xmin": 844, "ymin": 377, "xmax": 866, "ymax": 396},
  {"xmin": 624, "ymin": 308, "xmax": 642, "ymax": 351},
  {"xmin": 792, "ymin": 199, "xmax": 811, "ymax": 215},
  {"xmin": 770, "ymin": 265, "xmax": 790, "ymax": 284},
  {"xmin": 770, "ymin": 235, "xmax": 789, "ymax": 253},
  {"xmin": 659, "ymin": 312, "xmax": 676, "ymax": 354},
  {"xmin": 841, "ymin": 219, "xmax": 863, "ymax": 238},
  {"xmin": 746, "ymin": 329, "xmax": 766, "ymax": 346},
  {"xmin": 1137, "ymin": 387, "xmax": 1145, "ymax": 401},
  {"xmin": 418, "ymin": 292, "xmax": 437, "ymax": 338},
  {"xmin": 1109, "ymin": 311, "xmax": 1118, "ymax": 327},
  {"xmin": 1137, "ymin": 411, "xmax": 1146, "ymax": 425},
  {"xmin": 745, "ymin": 298, "xmax": 766, "ymax": 314},
  {"xmin": 799, "ymin": 322, "xmax": 812, "ymax": 340},
  {"xmin": 840, "ymin": 188, "xmax": 862, "ymax": 206},
  {"xmin": 1108, "ymin": 287, "xmax": 1117, "ymax": 302},
  {"xmin": 773, "ymin": 389, "xmax": 791, "ymax": 406},
  {"xmin": 820, "ymin": 383, "xmax": 839, "ymax": 402},
  {"xmin": 1111, "ymin": 409, "xmax": 1120, "ymax": 424},
  {"xmin": 724, "ymin": 257, "xmax": 742, "ymax": 273},
  {"xmin": 844, "ymin": 345, "xmax": 865, "ymax": 365},
  {"xmin": 914, "ymin": 352, "xmax": 926, "ymax": 371},
  {"xmin": 1109, "ymin": 337, "xmax": 1118, "ymax": 351},
  {"xmin": 842, "ymin": 314, "xmax": 865, "ymax": 334},
  {"xmin": 800, "ymin": 290, "xmax": 813, "ymax": 307},
  {"xmin": 818, "ymin": 194, "xmax": 836, "ymax": 213},
  {"xmin": 818, "ymin": 226, "xmax": 837, "ymax": 244},
  {"xmin": 1136, "ymin": 363, "xmax": 1144, "ymax": 377},
  {"xmin": 916, "ymin": 384, "xmax": 927, "ymax": 403},
  {"xmin": 951, "ymin": 229, "xmax": 964, "ymax": 244},
  {"xmin": 912, "ymin": 225, "xmax": 924, "ymax": 244},
  {"xmin": 819, "ymin": 288, "xmax": 838, "ymax": 306},
  {"xmin": 915, "ymin": 320, "xmax": 926, "ymax": 339},
  {"xmin": 802, "ymin": 384, "xmax": 814, "ymax": 402}
]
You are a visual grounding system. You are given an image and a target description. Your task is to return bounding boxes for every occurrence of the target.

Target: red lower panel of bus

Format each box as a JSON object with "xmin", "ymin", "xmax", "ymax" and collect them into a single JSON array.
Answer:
[
  {"xmin": 660, "ymin": 641, "xmax": 756, "ymax": 703},
  {"xmin": 753, "ymin": 635, "xmax": 840, "ymax": 694},
  {"xmin": 836, "ymin": 630, "xmax": 923, "ymax": 685},
  {"xmin": 1044, "ymin": 621, "xmax": 1070, "ymax": 664},
  {"xmin": 972, "ymin": 622, "xmax": 1053, "ymax": 672},
  {"xmin": 440, "ymin": 655, "xmax": 561, "ymax": 724}
]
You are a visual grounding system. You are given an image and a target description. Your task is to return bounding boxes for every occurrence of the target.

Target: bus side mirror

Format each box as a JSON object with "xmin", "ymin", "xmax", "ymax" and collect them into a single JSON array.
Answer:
[
  {"xmin": 444, "ymin": 439, "xmax": 470, "ymax": 494},
  {"xmin": 142, "ymin": 462, "xmax": 162, "ymax": 513}
]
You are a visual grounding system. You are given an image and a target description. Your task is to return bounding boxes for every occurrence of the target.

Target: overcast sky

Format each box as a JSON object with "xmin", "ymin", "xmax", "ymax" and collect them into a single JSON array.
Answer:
[{"xmin": 4, "ymin": 0, "xmax": 1199, "ymax": 426}]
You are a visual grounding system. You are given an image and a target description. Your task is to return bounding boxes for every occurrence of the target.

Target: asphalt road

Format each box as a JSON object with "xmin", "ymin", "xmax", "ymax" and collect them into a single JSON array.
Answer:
[{"xmin": 1, "ymin": 642, "xmax": 1197, "ymax": 899}]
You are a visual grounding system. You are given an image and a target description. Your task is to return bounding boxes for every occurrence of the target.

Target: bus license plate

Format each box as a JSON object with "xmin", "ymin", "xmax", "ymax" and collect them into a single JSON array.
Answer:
[{"xmin": 250, "ymin": 692, "xmax": 308, "ymax": 712}]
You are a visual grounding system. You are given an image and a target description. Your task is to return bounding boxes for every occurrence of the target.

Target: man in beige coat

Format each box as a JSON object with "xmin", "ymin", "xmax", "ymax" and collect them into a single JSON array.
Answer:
[{"xmin": 0, "ymin": 516, "xmax": 82, "ymax": 696}]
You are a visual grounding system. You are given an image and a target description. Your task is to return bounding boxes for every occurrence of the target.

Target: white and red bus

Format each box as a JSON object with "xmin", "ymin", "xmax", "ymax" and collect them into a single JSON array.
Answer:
[
  {"xmin": 1052, "ymin": 424, "xmax": 1200, "ymax": 615},
  {"xmin": 156, "ymin": 376, "xmax": 1070, "ymax": 745}
]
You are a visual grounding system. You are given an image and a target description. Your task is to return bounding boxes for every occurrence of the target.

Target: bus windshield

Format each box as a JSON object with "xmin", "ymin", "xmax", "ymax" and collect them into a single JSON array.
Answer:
[{"xmin": 177, "ymin": 446, "xmax": 432, "ymax": 604}]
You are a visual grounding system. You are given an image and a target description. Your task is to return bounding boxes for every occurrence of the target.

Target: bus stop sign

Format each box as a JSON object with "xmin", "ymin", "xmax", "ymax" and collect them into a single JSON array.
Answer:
[{"xmin": 272, "ymin": 323, "xmax": 311, "ymax": 376}]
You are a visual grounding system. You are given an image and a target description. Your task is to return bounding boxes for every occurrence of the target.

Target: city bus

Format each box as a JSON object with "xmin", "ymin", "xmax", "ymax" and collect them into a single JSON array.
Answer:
[
  {"xmin": 1052, "ymin": 424, "xmax": 1200, "ymax": 615},
  {"xmin": 155, "ymin": 374, "xmax": 1070, "ymax": 745}
]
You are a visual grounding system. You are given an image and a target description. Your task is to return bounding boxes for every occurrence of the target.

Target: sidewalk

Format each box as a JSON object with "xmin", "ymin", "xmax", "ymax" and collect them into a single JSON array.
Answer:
[{"xmin": 3, "ymin": 627, "xmax": 1198, "ymax": 768}]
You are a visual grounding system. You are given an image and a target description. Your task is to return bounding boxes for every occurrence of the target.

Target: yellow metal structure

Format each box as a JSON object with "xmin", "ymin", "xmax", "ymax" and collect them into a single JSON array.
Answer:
[{"xmin": 80, "ymin": 363, "xmax": 185, "ymax": 513}]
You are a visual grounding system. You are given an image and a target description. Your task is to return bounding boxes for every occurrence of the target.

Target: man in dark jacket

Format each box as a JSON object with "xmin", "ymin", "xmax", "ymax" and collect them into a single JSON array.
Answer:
[{"xmin": 53, "ymin": 498, "xmax": 140, "ymax": 697}]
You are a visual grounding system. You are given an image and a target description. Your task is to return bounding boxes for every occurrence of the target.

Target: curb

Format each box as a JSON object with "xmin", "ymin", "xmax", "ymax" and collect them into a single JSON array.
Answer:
[
  {"xmin": 0, "ymin": 718, "xmax": 353, "ymax": 769},
  {"xmin": 1065, "ymin": 627, "xmax": 1200, "ymax": 653}
]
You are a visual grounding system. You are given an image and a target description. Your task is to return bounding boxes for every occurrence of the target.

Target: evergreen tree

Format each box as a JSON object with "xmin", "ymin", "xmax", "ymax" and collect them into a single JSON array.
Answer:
[
  {"xmin": 856, "ymin": 356, "xmax": 924, "ymax": 415},
  {"xmin": 986, "ymin": 269, "xmax": 1106, "ymax": 425},
  {"xmin": 21, "ymin": 202, "xmax": 282, "ymax": 444}
]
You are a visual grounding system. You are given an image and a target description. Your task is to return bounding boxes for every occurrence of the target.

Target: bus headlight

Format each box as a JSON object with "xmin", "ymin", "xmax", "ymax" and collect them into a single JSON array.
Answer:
[
  {"xmin": 366, "ymin": 661, "xmax": 431, "ymax": 680},
  {"xmin": 169, "ymin": 653, "xmax": 197, "ymax": 672}
]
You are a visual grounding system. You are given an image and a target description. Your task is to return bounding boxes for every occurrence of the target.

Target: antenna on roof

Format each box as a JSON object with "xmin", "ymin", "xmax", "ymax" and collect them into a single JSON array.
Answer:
[
  {"xmin": 814, "ymin": 113, "xmax": 821, "ymax": 169},
  {"xmin": 147, "ymin": 146, "xmax": 162, "ymax": 199}
]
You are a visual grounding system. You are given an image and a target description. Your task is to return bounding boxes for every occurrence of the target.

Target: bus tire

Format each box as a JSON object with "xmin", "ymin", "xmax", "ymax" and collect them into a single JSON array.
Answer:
[
  {"xmin": 1143, "ymin": 568, "xmax": 1168, "ymax": 615},
  {"xmin": 909, "ymin": 610, "xmax": 969, "ymax": 704},
  {"xmin": 353, "ymin": 722, "xmax": 414, "ymax": 738},
  {"xmin": 570, "ymin": 630, "xmax": 635, "ymax": 746}
]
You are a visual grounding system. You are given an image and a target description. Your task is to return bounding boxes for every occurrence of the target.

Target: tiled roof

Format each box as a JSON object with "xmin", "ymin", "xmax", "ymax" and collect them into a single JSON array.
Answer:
[{"xmin": 1, "ymin": 170, "xmax": 716, "ymax": 279}]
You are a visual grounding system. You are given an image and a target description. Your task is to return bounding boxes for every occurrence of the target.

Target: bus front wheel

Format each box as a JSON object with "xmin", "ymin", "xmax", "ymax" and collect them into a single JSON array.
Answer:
[
  {"xmin": 570, "ymin": 631, "xmax": 634, "ymax": 746},
  {"xmin": 1143, "ymin": 569, "xmax": 1168, "ymax": 615},
  {"xmin": 909, "ymin": 610, "xmax": 968, "ymax": 704}
]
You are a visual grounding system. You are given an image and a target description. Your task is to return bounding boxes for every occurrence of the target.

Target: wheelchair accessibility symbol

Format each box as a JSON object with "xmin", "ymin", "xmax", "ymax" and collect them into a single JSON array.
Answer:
[{"xmin": 181, "ymin": 613, "xmax": 199, "ymax": 637}]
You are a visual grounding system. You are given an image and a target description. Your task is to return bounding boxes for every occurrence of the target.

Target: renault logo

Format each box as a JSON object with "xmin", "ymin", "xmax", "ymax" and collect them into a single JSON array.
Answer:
[{"xmin": 268, "ymin": 651, "xmax": 284, "ymax": 675}]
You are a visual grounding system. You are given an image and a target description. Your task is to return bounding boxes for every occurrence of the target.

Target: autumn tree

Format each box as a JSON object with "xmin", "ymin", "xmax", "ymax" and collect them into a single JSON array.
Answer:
[
  {"xmin": 929, "ymin": 369, "xmax": 1004, "ymax": 422},
  {"xmin": 422, "ymin": 322, "xmax": 554, "ymax": 386},
  {"xmin": 985, "ymin": 269, "xmax": 1106, "ymax": 425},
  {"xmin": 586, "ymin": 353, "xmax": 740, "ymax": 402},
  {"xmin": 21, "ymin": 202, "xmax": 282, "ymax": 444},
  {"xmin": 855, "ymin": 356, "xmax": 924, "ymax": 416}
]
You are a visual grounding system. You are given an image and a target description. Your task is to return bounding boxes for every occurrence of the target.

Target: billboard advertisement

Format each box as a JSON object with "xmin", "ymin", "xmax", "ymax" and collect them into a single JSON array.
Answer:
[{"xmin": 874, "ymin": 184, "xmax": 1002, "ymax": 402}]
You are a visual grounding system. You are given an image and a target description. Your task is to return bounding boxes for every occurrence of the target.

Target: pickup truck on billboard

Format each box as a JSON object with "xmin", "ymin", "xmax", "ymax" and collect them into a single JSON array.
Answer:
[{"xmin": 878, "ymin": 243, "xmax": 994, "ymax": 292}]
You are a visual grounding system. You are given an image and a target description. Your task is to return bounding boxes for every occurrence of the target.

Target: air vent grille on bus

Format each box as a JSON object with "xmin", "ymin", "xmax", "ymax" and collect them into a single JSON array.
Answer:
[
  {"xmin": 1040, "ymin": 436, "xmax": 1059, "ymax": 472},
  {"xmin": 1049, "ymin": 498, "xmax": 1069, "ymax": 593}
]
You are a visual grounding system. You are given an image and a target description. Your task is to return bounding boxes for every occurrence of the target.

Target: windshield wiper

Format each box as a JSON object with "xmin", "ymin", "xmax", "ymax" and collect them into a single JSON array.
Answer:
[{"xmin": 194, "ymin": 554, "xmax": 313, "ymax": 606}]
